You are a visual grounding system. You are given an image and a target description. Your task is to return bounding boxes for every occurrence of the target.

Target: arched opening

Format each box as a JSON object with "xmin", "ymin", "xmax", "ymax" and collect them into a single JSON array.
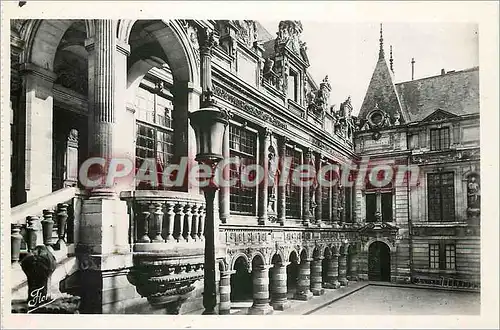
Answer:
[
  {"xmin": 127, "ymin": 20, "xmax": 195, "ymax": 192},
  {"xmin": 322, "ymin": 247, "xmax": 331, "ymax": 284},
  {"xmin": 230, "ymin": 256, "xmax": 252, "ymax": 302},
  {"xmin": 286, "ymin": 250, "xmax": 299, "ymax": 296},
  {"xmin": 52, "ymin": 21, "xmax": 89, "ymax": 191},
  {"xmin": 368, "ymin": 241, "xmax": 391, "ymax": 281}
]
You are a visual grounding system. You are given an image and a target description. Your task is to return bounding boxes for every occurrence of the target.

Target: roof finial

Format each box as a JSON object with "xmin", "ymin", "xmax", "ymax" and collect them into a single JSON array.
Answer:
[
  {"xmin": 379, "ymin": 23, "xmax": 384, "ymax": 59},
  {"xmin": 390, "ymin": 45, "xmax": 394, "ymax": 73},
  {"xmin": 411, "ymin": 57, "xmax": 415, "ymax": 80}
]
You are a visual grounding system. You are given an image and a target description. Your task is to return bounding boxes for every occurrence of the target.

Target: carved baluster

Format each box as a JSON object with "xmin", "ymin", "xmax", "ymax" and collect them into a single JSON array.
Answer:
[
  {"xmin": 26, "ymin": 216, "xmax": 39, "ymax": 252},
  {"xmin": 174, "ymin": 202, "xmax": 184, "ymax": 242},
  {"xmin": 41, "ymin": 209, "xmax": 54, "ymax": 246},
  {"xmin": 151, "ymin": 202, "xmax": 164, "ymax": 243},
  {"xmin": 183, "ymin": 203, "xmax": 192, "ymax": 242},
  {"xmin": 137, "ymin": 204, "xmax": 151, "ymax": 243},
  {"xmin": 163, "ymin": 201, "xmax": 175, "ymax": 242},
  {"xmin": 11, "ymin": 224, "xmax": 23, "ymax": 263},
  {"xmin": 198, "ymin": 204, "xmax": 205, "ymax": 240},
  {"xmin": 191, "ymin": 203, "xmax": 199, "ymax": 241},
  {"xmin": 55, "ymin": 203, "xmax": 68, "ymax": 249}
]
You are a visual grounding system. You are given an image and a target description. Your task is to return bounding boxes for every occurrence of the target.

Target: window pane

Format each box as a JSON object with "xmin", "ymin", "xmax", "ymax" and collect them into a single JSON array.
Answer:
[
  {"xmin": 445, "ymin": 244, "xmax": 456, "ymax": 270},
  {"xmin": 345, "ymin": 187, "xmax": 352, "ymax": 222},
  {"xmin": 381, "ymin": 192, "xmax": 393, "ymax": 222},
  {"xmin": 229, "ymin": 125, "xmax": 257, "ymax": 214},
  {"xmin": 427, "ymin": 173, "xmax": 442, "ymax": 221},
  {"xmin": 365, "ymin": 194, "xmax": 377, "ymax": 222},
  {"xmin": 285, "ymin": 146, "xmax": 302, "ymax": 218},
  {"xmin": 429, "ymin": 244, "xmax": 440, "ymax": 269}
]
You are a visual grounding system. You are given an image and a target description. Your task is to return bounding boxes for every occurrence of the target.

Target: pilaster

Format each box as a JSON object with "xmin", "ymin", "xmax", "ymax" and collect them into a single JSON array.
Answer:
[
  {"xmin": 258, "ymin": 128, "xmax": 272, "ymax": 225},
  {"xmin": 277, "ymin": 136, "xmax": 287, "ymax": 225},
  {"xmin": 19, "ymin": 63, "xmax": 57, "ymax": 201}
]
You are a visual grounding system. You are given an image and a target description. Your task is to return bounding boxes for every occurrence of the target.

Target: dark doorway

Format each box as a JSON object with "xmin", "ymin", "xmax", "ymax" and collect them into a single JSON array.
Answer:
[
  {"xmin": 230, "ymin": 257, "xmax": 252, "ymax": 302},
  {"xmin": 368, "ymin": 241, "xmax": 391, "ymax": 281}
]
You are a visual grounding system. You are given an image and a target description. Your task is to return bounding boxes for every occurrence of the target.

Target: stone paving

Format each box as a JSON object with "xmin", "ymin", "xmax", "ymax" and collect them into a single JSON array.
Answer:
[
  {"xmin": 188, "ymin": 281, "xmax": 480, "ymax": 315},
  {"xmin": 310, "ymin": 283, "xmax": 480, "ymax": 315}
]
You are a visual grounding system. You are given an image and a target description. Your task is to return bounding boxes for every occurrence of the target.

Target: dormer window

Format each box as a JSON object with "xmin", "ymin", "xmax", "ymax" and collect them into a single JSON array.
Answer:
[
  {"xmin": 430, "ymin": 127, "xmax": 450, "ymax": 151},
  {"xmin": 287, "ymin": 69, "xmax": 299, "ymax": 102}
]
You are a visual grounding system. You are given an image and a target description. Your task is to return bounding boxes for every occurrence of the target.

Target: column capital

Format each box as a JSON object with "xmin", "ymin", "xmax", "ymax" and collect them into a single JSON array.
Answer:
[
  {"xmin": 197, "ymin": 27, "xmax": 218, "ymax": 55},
  {"xmin": 19, "ymin": 63, "xmax": 57, "ymax": 84},
  {"xmin": 84, "ymin": 37, "xmax": 130, "ymax": 56}
]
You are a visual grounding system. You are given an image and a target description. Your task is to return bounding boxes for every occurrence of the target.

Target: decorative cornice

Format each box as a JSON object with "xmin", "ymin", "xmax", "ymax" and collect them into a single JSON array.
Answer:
[{"xmin": 19, "ymin": 63, "xmax": 57, "ymax": 83}]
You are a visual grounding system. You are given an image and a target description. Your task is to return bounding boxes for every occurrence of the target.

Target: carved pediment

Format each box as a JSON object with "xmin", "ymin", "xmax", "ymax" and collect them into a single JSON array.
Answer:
[
  {"xmin": 421, "ymin": 109, "xmax": 458, "ymax": 122},
  {"xmin": 359, "ymin": 222, "xmax": 399, "ymax": 234}
]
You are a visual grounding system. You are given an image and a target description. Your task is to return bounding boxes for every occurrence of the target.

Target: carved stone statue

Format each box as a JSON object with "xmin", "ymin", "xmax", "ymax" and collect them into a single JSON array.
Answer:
[
  {"xmin": 467, "ymin": 175, "xmax": 480, "ymax": 210},
  {"xmin": 267, "ymin": 145, "xmax": 278, "ymax": 215}
]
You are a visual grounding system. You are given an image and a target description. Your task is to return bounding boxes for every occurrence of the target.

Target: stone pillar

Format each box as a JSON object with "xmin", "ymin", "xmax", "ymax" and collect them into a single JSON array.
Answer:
[
  {"xmin": 219, "ymin": 125, "xmax": 230, "ymax": 223},
  {"xmin": 310, "ymin": 257, "xmax": 325, "ymax": 296},
  {"xmin": 218, "ymin": 269, "xmax": 234, "ymax": 315},
  {"xmin": 248, "ymin": 265, "xmax": 273, "ymax": 315},
  {"xmin": 294, "ymin": 258, "xmax": 313, "ymax": 300},
  {"xmin": 323, "ymin": 254, "xmax": 340, "ymax": 289},
  {"xmin": 302, "ymin": 149, "xmax": 312, "ymax": 226},
  {"xmin": 332, "ymin": 182, "xmax": 338, "ymax": 226},
  {"xmin": 257, "ymin": 128, "xmax": 271, "ymax": 225},
  {"xmin": 19, "ymin": 63, "xmax": 57, "ymax": 201},
  {"xmin": 348, "ymin": 251, "xmax": 359, "ymax": 281},
  {"xmin": 270, "ymin": 262, "xmax": 290, "ymax": 310},
  {"xmin": 277, "ymin": 136, "xmax": 287, "ymax": 225},
  {"xmin": 314, "ymin": 155, "xmax": 323, "ymax": 225},
  {"xmin": 338, "ymin": 249, "xmax": 349, "ymax": 286}
]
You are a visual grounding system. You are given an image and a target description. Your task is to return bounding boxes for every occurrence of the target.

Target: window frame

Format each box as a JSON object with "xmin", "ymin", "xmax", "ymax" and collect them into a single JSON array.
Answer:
[
  {"xmin": 430, "ymin": 127, "xmax": 450, "ymax": 151},
  {"xmin": 427, "ymin": 171, "xmax": 456, "ymax": 222},
  {"xmin": 228, "ymin": 122, "xmax": 259, "ymax": 216},
  {"xmin": 285, "ymin": 144, "xmax": 303, "ymax": 219},
  {"xmin": 428, "ymin": 242, "xmax": 456, "ymax": 270}
]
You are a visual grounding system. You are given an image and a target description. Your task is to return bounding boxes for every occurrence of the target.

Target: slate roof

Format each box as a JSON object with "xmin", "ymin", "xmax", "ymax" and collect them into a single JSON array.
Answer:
[{"xmin": 395, "ymin": 67, "xmax": 480, "ymax": 122}]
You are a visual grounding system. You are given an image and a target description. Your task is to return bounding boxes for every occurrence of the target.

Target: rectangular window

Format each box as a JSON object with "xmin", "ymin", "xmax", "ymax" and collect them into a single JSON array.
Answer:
[
  {"xmin": 321, "ymin": 182, "xmax": 330, "ymax": 220},
  {"xmin": 430, "ymin": 127, "xmax": 450, "ymax": 151},
  {"xmin": 427, "ymin": 172, "xmax": 455, "ymax": 221},
  {"xmin": 229, "ymin": 124, "xmax": 257, "ymax": 214},
  {"xmin": 135, "ymin": 84, "xmax": 174, "ymax": 190},
  {"xmin": 287, "ymin": 70, "xmax": 299, "ymax": 102},
  {"xmin": 381, "ymin": 192, "xmax": 393, "ymax": 222},
  {"xmin": 445, "ymin": 244, "xmax": 456, "ymax": 270},
  {"xmin": 285, "ymin": 146, "xmax": 302, "ymax": 218},
  {"xmin": 365, "ymin": 193, "xmax": 377, "ymax": 222},
  {"xmin": 429, "ymin": 244, "xmax": 440, "ymax": 269}
]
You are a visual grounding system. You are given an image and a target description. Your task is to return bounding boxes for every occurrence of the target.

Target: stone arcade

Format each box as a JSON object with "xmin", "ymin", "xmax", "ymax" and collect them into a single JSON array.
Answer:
[{"xmin": 9, "ymin": 20, "xmax": 480, "ymax": 314}]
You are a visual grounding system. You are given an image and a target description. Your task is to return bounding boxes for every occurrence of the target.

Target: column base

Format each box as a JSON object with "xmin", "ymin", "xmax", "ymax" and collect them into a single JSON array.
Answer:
[
  {"xmin": 323, "ymin": 281, "xmax": 341, "ymax": 289},
  {"xmin": 347, "ymin": 275, "xmax": 359, "ymax": 281},
  {"xmin": 339, "ymin": 279, "xmax": 349, "ymax": 286},
  {"xmin": 247, "ymin": 304, "xmax": 274, "ymax": 315},
  {"xmin": 311, "ymin": 288, "xmax": 325, "ymax": 296},
  {"xmin": 293, "ymin": 291, "xmax": 313, "ymax": 301},
  {"xmin": 218, "ymin": 308, "xmax": 230, "ymax": 315},
  {"xmin": 271, "ymin": 300, "xmax": 291, "ymax": 311}
]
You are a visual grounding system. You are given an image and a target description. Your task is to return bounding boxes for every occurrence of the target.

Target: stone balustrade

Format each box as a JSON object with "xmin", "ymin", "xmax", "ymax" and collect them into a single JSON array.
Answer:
[{"xmin": 120, "ymin": 190, "xmax": 207, "ymax": 314}]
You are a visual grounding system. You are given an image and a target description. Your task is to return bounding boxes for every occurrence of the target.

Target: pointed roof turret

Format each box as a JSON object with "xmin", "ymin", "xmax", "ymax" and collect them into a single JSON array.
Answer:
[{"xmin": 358, "ymin": 24, "xmax": 407, "ymax": 124}]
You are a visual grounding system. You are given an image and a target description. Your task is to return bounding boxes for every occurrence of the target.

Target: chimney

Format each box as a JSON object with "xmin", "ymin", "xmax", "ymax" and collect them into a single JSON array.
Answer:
[
  {"xmin": 411, "ymin": 58, "xmax": 415, "ymax": 80},
  {"xmin": 441, "ymin": 68, "xmax": 445, "ymax": 75}
]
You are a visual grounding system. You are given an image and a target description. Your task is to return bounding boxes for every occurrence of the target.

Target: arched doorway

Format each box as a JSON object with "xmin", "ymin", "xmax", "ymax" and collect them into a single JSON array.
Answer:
[
  {"xmin": 230, "ymin": 256, "xmax": 252, "ymax": 302},
  {"xmin": 286, "ymin": 250, "xmax": 299, "ymax": 296},
  {"xmin": 368, "ymin": 241, "xmax": 391, "ymax": 281}
]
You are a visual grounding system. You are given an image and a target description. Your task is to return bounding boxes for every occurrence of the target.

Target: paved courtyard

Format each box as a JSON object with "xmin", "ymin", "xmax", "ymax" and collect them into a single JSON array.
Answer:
[{"xmin": 310, "ymin": 285, "xmax": 480, "ymax": 315}]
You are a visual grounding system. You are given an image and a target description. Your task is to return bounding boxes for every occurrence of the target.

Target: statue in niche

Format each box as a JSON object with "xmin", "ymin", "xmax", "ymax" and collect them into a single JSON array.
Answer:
[
  {"xmin": 267, "ymin": 145, "xmax": 278, "ymax": 215},
  {"xmin": 467, "ymin": 175, "xmax": 480, "ymax": 210}
]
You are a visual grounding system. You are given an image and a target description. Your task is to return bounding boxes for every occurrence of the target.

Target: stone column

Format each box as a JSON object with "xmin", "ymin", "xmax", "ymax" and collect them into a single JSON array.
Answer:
[
  {"xmin": 348, "ymin": 251, "xmax": 359, "ymax": 281},
  {"xmin": 270, "ymin": 262, "xmax": 290, "ymax": 310},
  {"xmin": 338, "ymin": 249, "xmax": 349, "ymax": 286},
  {"xmin": 19, "ymin": 63, "xmax": 57, "ymax": 201},
  {"xmin": 218, "ymin": 269, "xmax": 234, "ymax": 315},
  {"xmin": 248, "ymin": 265, "xmax": 273, "ymax": 315},
  {"xmin": 219, "ymin": 126, "xmax": 230, "ymax": 223},
  {"xmin": 302, "ymin": 149, "xmax": 313, "ymax": 226},
  {"xmin": 332, "ymin": 182, "xmax": 338, "ymax": 226},
  {"xmin": 314, "ymin": 154, "xmax": 323, "ymax": 225},
  {"xmin": 323, "ymin": 254, "xmax": 340, "ymax": 289},
  {"xmin": 310, "ymin": 257, "xmax": 325, "ymax": 296},
  {"xmin": 257, "ymin": 128, "xmax": 271, "ymax": 225},
  {"xmin": 277, "ymin": 136, "xmax": 287, "ymax": 225},
  {"xmin": 294, "ymin": 258, "xmax": 313, "ymax": 300}
]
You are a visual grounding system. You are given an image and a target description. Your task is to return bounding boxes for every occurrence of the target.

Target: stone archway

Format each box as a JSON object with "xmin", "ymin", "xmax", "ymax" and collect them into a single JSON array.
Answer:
[
  {"xmin": 368, "ymin": 241, "xmax": 391, "ymax": 281},
  {"xmin": 230, "ymin": 256, "xmax": 252, "ymax": 302}
]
